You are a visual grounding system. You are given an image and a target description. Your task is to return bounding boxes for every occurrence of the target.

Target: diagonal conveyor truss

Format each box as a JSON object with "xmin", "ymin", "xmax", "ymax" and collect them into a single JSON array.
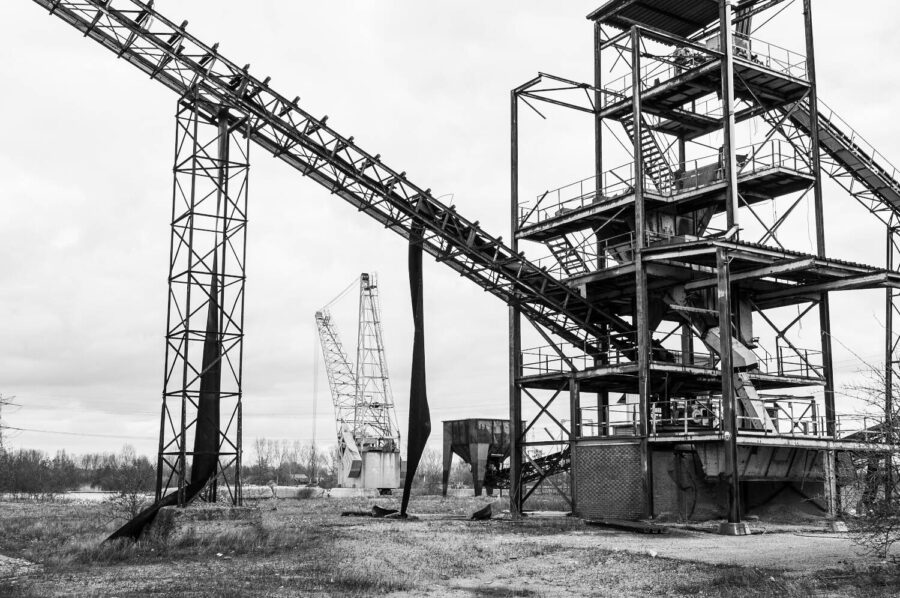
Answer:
[
  {"xmin": 32, "ymin": 0, "xmax": 643, "ymax": 354},
  {"xmin": 32, "ymin": 2, "xmax": 900, "ymax": 363},
  {"xmin": 778, "ymin": 98, "xmax": 900, "ymax": 222}
]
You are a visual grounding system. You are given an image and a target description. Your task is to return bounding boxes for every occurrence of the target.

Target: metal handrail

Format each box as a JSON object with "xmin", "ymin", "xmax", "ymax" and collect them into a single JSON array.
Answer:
[
  {"xmin": 587, "ymin": 398, "xmax": 883, "ymax": 442},
  {"xmin": 648, "ymin": 396, "xmax": 826, "ymax": 439},
  {"xmin": 602, "ymin": 32, "xmax": 807, "ymax": 106},
  {"xmin": 520, "ymin": 139, "xmax": 809, "ymax": 229},
  {"xmin": 520, "ymin": 333, "xmax": 639, "ymax": 375}
]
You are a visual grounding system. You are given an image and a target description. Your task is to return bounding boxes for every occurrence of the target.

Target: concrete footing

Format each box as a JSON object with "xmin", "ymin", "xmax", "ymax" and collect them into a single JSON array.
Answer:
[
  {"xmin": 149, "ymin": 505, "xmax": 262, "ymax": 543},
  {"xmin": 327, "ymin": 487, "xmax": 385, "ymax": 498},
  {"xmin": 717, "ymin": 521, "xmax": 752, "ymax": 536},
  {"xmin": 825, "ymin": 519, "xmax": 849, "ymax": 533}
]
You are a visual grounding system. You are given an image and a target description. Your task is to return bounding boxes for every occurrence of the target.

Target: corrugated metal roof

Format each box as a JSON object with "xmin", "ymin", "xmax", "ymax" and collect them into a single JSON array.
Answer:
[{"xmin": 588, "ymin": 0, "xmax": 721, "ymax": 38}]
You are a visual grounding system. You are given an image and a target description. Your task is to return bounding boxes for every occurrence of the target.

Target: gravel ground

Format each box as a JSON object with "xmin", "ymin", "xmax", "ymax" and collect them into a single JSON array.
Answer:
[{"xmin": 2, "ymin": 496, "xmax": 897, "ymax": 597}]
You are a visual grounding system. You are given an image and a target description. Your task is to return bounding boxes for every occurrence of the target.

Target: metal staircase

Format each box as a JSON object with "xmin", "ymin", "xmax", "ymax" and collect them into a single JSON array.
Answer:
[
  {"xmin": 546, "ymin": 236, "xmax": 590, "ymax": 278},
  {"xmin": 622, "ymin": 116, "xmax": 675, "ymax": 194}
]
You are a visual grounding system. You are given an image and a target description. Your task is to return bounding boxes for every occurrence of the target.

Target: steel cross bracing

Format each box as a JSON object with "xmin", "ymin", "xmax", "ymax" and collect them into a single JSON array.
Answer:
[
  {"xmin": 32, "ymin": 0, "xmax": 647, "ymax": 362},
  {"xmin": 314, "ymin": 310, "xmax": 357, "ymax": 438}
]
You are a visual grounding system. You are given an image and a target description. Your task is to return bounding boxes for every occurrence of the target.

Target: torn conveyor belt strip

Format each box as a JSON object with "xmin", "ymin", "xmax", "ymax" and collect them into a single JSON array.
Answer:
[{"xmin": 32, "ymin": 0, "xmax": 641, "ymax": 354}]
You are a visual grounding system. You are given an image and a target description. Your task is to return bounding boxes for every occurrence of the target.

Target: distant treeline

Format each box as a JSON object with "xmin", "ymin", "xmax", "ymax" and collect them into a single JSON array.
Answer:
[
  {"xmin": 0, "ymin": 445, "xmax": 154, "ymax": 494},
  {"xmin": 0, "ymin": 440, "xmax": 474, "ymax": 495}
]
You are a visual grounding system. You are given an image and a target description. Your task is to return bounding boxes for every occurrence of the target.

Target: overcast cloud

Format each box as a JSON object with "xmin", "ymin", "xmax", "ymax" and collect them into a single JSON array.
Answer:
[{"xmin": 1, "ymin": 1, "xmax": 900, "ymax": 458}]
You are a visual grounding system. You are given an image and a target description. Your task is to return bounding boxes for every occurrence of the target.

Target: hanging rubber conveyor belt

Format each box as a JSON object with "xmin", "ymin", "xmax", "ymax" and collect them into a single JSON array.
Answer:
[{"xmin": 30, "ymin": 0, "xmax": 651, "ymax": 359}]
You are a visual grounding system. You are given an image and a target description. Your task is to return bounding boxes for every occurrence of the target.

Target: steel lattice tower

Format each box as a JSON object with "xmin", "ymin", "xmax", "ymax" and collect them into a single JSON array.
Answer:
[
  {"xmin": 354, "ymin": 274, "xmax": 400, "ymax": 448},
  {"xmin": 156, "ymin": 99, "xmax": 248, "ymax": 506}
]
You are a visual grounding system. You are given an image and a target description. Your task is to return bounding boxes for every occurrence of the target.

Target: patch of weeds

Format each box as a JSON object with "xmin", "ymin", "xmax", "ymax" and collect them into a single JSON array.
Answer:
[
  {"xmin": 673, "ymin": 566, "xmax": 819, "ymax": 598},
  {"xmin": 48, "ymin": 536, "xmax": 142, "ymax": 567}
]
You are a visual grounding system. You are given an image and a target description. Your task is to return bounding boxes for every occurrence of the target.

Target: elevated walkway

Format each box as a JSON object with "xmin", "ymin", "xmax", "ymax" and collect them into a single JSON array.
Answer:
[{"xmin": 517, "ymin": 139, "xmax": 813, "ymax": 242}]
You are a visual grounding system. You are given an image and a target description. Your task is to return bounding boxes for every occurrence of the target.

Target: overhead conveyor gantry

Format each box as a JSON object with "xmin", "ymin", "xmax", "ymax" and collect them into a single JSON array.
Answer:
[{"xmin": 23, "ymin": 0, "xmax": 900, "ymax": 521}]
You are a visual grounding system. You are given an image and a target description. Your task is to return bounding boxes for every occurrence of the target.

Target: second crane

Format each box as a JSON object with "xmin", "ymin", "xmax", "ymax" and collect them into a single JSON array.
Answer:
[{"xmin": 315, "ymin": 274, "xmax": 402, "ymax": 493}]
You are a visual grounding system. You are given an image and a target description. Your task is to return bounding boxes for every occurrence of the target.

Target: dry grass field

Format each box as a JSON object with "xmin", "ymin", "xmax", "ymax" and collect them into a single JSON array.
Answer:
[{"xmin": 0, "ymin": 494, "xmax": 898, "ymax": 597}]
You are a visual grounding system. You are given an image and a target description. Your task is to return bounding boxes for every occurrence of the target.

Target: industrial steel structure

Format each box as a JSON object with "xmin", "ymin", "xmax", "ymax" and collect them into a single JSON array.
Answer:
[
  {"xmin": 315, "ymin": 274, "xmax": 401, "ymax": 491},
  {"xmin": 510, "ymin": 0, "xmax": 900, "ymax": 528},
  {"xmin": 26, "ymin": 0, "xmax": 900, "ymax": 527}
]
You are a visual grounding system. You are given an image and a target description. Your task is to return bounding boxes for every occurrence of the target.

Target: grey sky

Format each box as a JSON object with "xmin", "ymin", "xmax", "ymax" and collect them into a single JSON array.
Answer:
[{"xmin": 1, "ymin": 1, "xmax": 899, "ymax": 457}]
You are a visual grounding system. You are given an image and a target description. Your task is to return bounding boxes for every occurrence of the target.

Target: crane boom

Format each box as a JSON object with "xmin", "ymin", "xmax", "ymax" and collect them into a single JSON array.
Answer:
[
  {"xmin": 314, "ymin": 310, "xmax": 357, "ymax": 437},
  {"xmin": 30, "ymin": 0, "xmax": 640, "ymax": 354}
]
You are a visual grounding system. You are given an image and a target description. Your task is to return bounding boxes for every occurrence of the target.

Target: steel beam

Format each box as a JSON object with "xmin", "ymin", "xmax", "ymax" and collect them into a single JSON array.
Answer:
[
  {"xmin": 509, "ymin": 90, "xmax": 523, "ymax": 519},
  {"xmin": 720, "ymin": 0, "xmax": 740, "ymax": 231},
  {"xmin": 886, "ymin": 221, "xmax": 900, "ymax": 504},
  {"xmin": 569, "ymin": 375, "xmax": 580, "ymax": 513},
  {"xmin": 594, "ymin": 20, "xmax": 611, "ymax": 423},
  {"xmin": 630, "ymin": 26, "xmax": 654, "ymax": 518},
  {"xmin": 717, "ymin": 246, "xmax": 741, "ymax": 524},
  {"xmin": 803, "ymin": 6, "xmax": 837, "ymax": 489}
]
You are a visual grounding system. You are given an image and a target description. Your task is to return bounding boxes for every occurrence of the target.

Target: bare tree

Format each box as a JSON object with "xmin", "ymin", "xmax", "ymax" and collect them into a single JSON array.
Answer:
[
  {"xmin": 413, "ymin": 448, "xmax": 443, "ymax": 494},
  {"xmin": 842, "ymin": 365, "xmax": 900, "ymax": 559},
  {"xmin": 253, "ymin": 437, "xmax": 277, "ymax": 472}
]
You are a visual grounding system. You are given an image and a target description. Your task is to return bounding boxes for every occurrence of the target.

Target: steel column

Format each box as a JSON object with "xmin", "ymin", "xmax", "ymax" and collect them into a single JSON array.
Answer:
[
  {"xmin": 631, "ymin": 26, "xmax": 653, "ymax": 517},
  {"xmin": 509, "ymin": 90, "xmax": 524, "ymax": 518},
  {"xmin": 719, "ymin": 0, "xmax": 739, "ymax": 230},
  {"xmin": 717, "ymin": 247, "xmax": 741, "ymax": 524},
  {"xmin": 594, "ymin": 20, "xmax": 611, "ymax": 417},
  {"xmin": 569, "ymin": 375, "xmax": 580, "ymax": 513},
  {"xmin": 803, "ymin": 0, "xmax": 837, "ymax": 516},
  {"xmin": 886, "ymin": 221, "xmax": 900, "ymax": 503}
]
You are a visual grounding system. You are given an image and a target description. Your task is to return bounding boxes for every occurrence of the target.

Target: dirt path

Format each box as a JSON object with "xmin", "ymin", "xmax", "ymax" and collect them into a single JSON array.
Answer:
[
  {"xmin": 385, "ymin": 525, "xmax": 886, "ymax": 598},
  {"xmin": 534, "ymin": 527, "xmax": 877, "ymax": 572}
]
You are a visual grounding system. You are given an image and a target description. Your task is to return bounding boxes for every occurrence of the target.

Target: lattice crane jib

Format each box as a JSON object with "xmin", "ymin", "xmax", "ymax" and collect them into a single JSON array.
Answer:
[{"xmin": 314, "ymin": 310, "xmax": 357, "ymax": 436}]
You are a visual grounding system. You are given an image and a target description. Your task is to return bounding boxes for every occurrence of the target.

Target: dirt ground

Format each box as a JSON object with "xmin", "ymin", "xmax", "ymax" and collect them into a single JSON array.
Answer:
[{"xmin": 0, "ymin": 494, "xmax": 898, "ymax": 597}]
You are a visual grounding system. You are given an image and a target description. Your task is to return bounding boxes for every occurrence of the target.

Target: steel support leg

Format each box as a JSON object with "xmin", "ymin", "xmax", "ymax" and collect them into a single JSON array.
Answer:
[
  {"xmin": 509, "ymin": 89, "xmax": 524, "ymax": 518},
  {"xmin": 630, "ymin": 26, "xmax": 653, "ymax": 518},
  {"xmin": 886, "ymin": 222, "xmax": 900, "ymax": 504},
  {"xmin": 156, "ymin": 99, "xmax": 248, "ymax": 506},
  {"xmin": 569, "ymin": 376, "xmax": 580, "ymax": 514},
  {"xmin": 717, "ymin": 247, "xmax": 744, "ymax": 532}
]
